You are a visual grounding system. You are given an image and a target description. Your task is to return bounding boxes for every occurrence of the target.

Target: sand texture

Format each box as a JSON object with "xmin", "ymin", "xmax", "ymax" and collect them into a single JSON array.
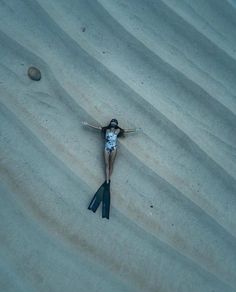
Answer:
[{"xmin": 0, "ymin": 1, "xmax": 236, "ymax": 291}]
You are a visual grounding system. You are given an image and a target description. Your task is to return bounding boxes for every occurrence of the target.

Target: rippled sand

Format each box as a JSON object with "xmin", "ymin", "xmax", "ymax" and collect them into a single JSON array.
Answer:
[{"xmin": 1, "ymin": 1, "xmax": 236, "ymax": 291}]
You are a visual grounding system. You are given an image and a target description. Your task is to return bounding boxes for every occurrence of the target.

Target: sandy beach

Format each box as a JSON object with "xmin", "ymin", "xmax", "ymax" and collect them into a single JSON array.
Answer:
[{"xmin": 0, "ymin": 0, "xmax": 236, "ymax": 291}]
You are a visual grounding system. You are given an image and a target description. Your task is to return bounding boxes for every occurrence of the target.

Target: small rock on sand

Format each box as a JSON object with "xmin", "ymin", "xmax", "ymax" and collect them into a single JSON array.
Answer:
[{"xmin": 27, "ymin": 66, "xmax": 41, "ymax": 81}]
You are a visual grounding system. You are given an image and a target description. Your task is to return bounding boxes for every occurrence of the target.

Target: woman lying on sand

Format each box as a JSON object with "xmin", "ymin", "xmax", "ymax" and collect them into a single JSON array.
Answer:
[
  {"xmin": 82, "ymin": 118, "xmax": 141, "ymax": 183},
  {"xmin": 82, "ymin": 118, "xmax": 141, "ymax": 219}
]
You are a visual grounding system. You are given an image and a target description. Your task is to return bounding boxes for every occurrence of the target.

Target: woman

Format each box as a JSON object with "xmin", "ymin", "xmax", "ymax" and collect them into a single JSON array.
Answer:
[{"xmin": 82, "ymin": 119, "xmax": 140, "ymax": 183}]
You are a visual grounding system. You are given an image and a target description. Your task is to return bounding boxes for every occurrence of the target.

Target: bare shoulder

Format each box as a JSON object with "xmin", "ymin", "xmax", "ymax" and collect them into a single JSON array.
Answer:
[{"xmin": 116, "ymin": 128, "xmax": 121, "ymax": 134}]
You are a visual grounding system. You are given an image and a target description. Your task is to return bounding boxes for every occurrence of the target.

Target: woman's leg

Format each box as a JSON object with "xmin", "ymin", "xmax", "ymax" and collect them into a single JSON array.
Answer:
[
  {"xmin": 109, "ymin": 148, "xmax": 117, "ymax": 177},
  {"xmin": 104, "ymin": 149, "xmax": 110, "ymax": 183}
]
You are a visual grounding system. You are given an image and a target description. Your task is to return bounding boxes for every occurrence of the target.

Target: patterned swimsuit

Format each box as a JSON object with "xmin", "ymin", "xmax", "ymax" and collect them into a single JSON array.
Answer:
[{"xmin": 105, "ymin": 130, "xmax": 118, "ymax": 152}]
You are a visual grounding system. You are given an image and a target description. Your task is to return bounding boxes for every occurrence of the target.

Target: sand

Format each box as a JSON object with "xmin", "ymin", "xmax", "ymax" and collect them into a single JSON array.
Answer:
[{"xmin": 0, "ymin": 0, "xmax": 236, "ymax": 291}]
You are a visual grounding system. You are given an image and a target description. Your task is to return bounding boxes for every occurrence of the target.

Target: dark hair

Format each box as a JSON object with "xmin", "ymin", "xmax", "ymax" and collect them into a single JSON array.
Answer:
[{"xmin": 101, "ymin": 119, "xmax": 125, "ymax": 138}]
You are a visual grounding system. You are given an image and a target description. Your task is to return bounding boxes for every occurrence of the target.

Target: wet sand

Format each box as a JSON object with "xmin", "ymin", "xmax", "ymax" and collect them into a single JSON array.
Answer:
[{"xmin": 0, "ymin": 1, "xmax": 236, "ymax": 291}]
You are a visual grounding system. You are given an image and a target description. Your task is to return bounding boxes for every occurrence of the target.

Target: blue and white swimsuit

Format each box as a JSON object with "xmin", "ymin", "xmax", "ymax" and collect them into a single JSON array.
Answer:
[{"xmin": 105, "ymin": 130, "xmax": 118, "ymax": 152}]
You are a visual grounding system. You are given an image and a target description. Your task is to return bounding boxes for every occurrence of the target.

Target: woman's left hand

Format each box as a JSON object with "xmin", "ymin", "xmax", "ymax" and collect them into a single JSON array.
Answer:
[{"xmin": 136, "ymin": 127, "xmax": 142, "ymax": 133}]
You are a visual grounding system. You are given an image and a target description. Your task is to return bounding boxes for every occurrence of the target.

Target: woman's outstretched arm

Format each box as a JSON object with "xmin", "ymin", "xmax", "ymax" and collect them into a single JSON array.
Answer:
[
  {"xmin": 124, "ymin": 128, "xmax": 142, "ymax": 134},
  {"xmin": 82, "ymin": 121, "xmax": 102, "ymax": 130}
]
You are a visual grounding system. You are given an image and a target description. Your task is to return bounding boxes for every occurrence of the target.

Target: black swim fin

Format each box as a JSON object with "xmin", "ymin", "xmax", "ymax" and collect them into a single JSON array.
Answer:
[
  {"xmin": 102, "ymin": 180, "xmax": 110, "ymax": 220},
  {"xmin": 88, "ymin": 181, "xmax": 106, "ymax": 212}
]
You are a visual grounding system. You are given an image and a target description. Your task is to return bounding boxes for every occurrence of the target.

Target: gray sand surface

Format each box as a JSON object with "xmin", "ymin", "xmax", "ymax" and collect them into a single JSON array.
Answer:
[{"xmin": 0, "ymin": 1, "xmax": 236, "ymax": 291}]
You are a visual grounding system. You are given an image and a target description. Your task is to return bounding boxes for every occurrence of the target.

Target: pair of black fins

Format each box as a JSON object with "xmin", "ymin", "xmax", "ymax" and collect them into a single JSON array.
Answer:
[{"xmin": 88, "ymin": 180, "xmax": 110, "ymax": 219}]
